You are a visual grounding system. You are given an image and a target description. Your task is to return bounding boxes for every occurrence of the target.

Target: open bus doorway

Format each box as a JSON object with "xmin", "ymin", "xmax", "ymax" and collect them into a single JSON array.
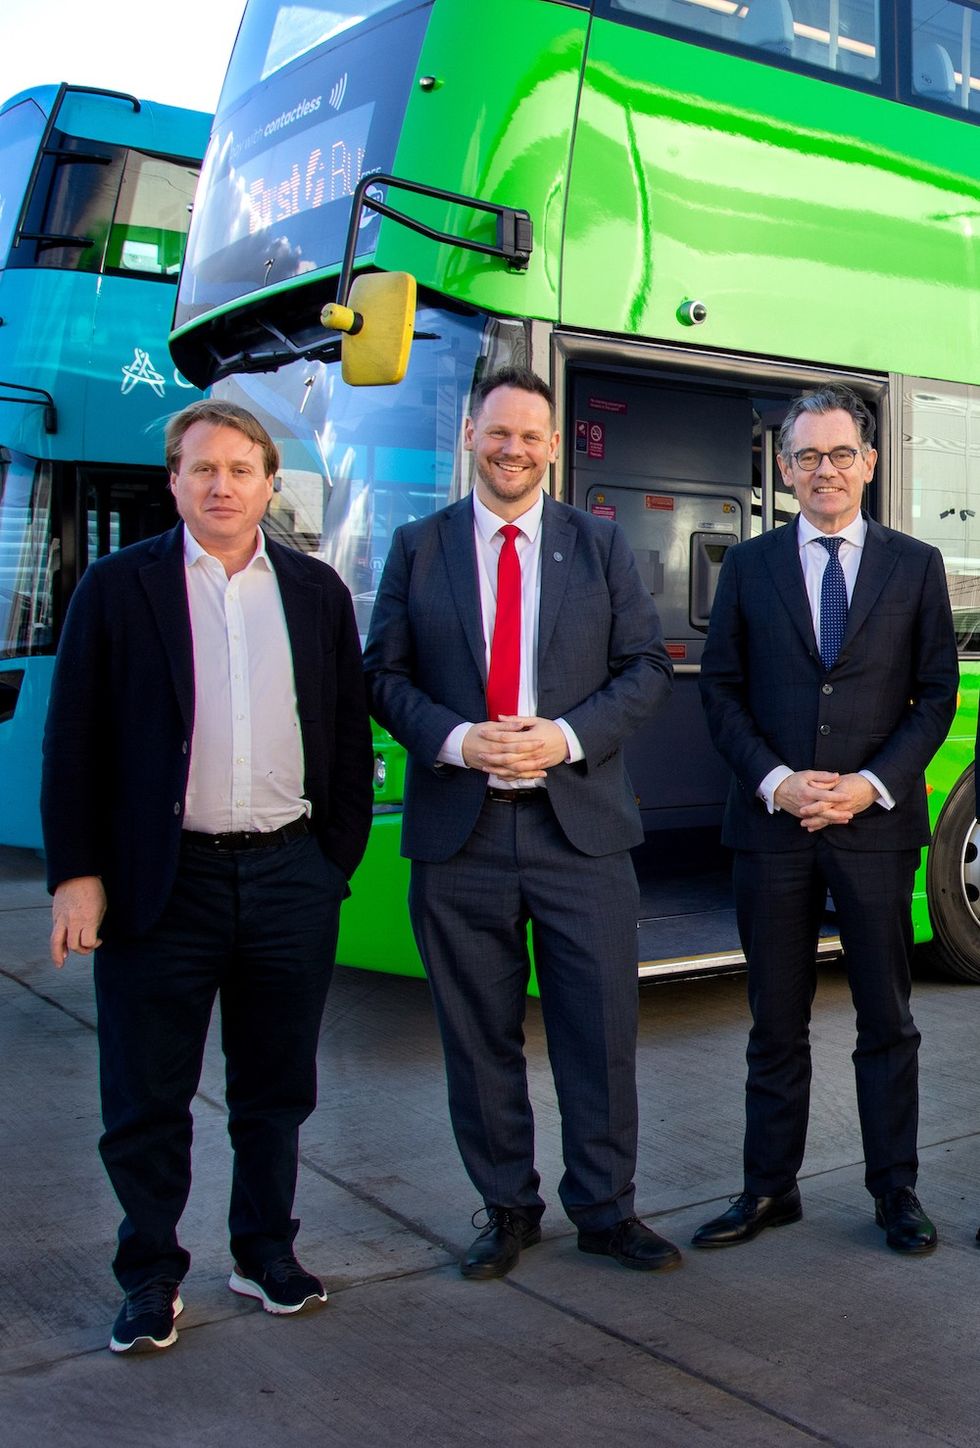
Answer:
[{"xmin": 561, "ymin": 354, "xmax": 886, "ymax": 979}]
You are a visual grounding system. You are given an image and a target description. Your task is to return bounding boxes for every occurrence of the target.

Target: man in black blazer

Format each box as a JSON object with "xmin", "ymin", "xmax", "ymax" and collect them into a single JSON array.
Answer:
[
  {"xmin": 365, "ymin": 367, "xmax": 679, "ymax": 1279},
  {"xmin": 42, "ymin": 400, "xmax": 372, "ymax": 1351},
  {"xmin": 693, "ymin": 383, "xmax": 957, "ymax": 1255}
]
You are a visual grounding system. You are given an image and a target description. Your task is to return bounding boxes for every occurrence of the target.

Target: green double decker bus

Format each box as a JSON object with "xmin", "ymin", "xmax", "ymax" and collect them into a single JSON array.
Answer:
[{"xmin": 171, "ymin": 0, "xmax": 980, "ymax": 984}]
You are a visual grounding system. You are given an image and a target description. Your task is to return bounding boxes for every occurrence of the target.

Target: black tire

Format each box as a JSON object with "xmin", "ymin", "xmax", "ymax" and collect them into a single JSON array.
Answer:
[{"xmin": 924, "ymin": 765, "xmax": 980, "ymax": 981}]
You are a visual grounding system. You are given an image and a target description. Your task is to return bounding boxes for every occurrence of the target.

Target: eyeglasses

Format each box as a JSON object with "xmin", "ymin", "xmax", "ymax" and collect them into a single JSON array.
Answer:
[{"xmin": 790, "ymin": 447, "xmax": 861, "ymax": 471}]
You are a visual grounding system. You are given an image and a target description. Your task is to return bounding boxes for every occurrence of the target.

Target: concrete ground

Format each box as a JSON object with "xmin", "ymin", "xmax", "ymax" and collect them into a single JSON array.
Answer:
[{"xmin": 3, "ymin": 844, "xmax": 980, "ymax": 1448}]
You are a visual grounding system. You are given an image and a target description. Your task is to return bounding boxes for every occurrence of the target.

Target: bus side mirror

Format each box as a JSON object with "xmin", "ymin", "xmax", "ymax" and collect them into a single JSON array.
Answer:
[{"xmin": 320, "ymin": 272, "xmax": 416, "ymax": 386}]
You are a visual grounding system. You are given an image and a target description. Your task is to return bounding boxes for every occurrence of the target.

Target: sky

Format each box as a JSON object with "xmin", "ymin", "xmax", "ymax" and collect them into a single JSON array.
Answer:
[{"xmin": 1, "ymin": 0, "xmax": 247, "ymax": 116}]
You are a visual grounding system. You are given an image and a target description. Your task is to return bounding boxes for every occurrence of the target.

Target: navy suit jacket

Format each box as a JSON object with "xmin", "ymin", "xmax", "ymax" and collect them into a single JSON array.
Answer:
[
  {"xmin": 41, "ymin": 523, "xmax": 373, "ymax": 938},
  {"xmin": 363, "ymin": 492, "xmax": 672, "ymax": 861},
  {"xmin": 700, "ymin": 514, "xmax": 958, "ymax": 853}
]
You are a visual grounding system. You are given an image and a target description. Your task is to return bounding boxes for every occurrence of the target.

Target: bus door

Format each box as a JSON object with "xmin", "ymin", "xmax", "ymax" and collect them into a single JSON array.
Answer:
[
  {"xmin": 564, "ymin": 364, "xmax": 867, "ymax": 976},
  {"xmin": 566, "ymin": 372, "xmax": 750, "ymax": 823},
  {"xmin": 566, "ymin": 370, "xmax": 750, "ymax": 973},
  {"xmin": 73, "ymin": 465, "xmax": 176, "ymax": 584}
]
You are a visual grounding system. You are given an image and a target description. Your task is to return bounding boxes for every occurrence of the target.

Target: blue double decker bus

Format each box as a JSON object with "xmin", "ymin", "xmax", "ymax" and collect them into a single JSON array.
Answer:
[{"xmin": 0, "ymin": 83, "xmax": 211, "ymax": 846}]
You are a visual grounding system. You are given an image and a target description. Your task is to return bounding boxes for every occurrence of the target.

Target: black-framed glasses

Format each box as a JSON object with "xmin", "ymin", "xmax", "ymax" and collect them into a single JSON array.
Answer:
[{"xmin": 790, "ymin": 447, "xmax": 860, "ymax": 471}]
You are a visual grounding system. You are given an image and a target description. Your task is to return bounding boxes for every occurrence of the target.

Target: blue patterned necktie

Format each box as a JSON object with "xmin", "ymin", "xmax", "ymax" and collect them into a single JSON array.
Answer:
[{"xmin": 818, "ymin": 536, "xmax": 848, "ymax": 670}]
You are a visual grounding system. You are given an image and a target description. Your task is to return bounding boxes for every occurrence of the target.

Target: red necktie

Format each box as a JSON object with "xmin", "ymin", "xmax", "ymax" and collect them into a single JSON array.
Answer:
[{"xmin": 486, "ymin": 524, "xmax": 521, "ymax": 721}]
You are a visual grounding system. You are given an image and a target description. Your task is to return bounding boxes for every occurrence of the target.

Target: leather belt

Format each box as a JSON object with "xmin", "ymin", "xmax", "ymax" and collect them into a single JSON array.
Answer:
[
  {"xmin": 485, "ymin": 787, "xmax": 547, "ymax": 804},
  {"xmin": 181, "ymin": 815, "xmax": 311, "ymax": 853}
]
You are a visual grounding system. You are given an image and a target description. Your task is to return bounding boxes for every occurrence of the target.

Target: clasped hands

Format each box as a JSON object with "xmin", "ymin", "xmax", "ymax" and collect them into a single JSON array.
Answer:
[
  {"xmin": 773, "ymin": 771, "xmax": 877, "ymax": 832},
  {"xmin": 462, "ymin": 715, "xmax": 568, "ymax": 780}
]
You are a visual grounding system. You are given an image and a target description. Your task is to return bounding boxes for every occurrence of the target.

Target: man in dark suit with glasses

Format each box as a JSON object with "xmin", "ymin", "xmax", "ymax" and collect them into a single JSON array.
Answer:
[{"xmin": 693, "ymin": 382, "xmax": 957, "ymax": 1256}]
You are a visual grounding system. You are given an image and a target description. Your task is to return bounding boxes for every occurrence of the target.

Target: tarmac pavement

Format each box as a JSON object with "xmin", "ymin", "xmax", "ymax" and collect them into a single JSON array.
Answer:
[{"xmin": 3, "ymin": 843, "xmax": 980, "ymax": 1447}]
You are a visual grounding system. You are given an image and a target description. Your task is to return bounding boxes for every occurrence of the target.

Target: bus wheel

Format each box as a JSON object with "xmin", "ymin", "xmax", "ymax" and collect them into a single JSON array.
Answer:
[{"xmin": 925, "ymin": 765, "xmax": 980, "ymax": 982}]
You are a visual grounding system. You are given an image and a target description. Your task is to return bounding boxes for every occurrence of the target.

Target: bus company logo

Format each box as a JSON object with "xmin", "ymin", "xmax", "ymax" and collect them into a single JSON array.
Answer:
[
  {"xmin": 328, "ymin": 74, "xmax": 348, "ymax": 111},
  {"xmin": 121, "ymin": 348, "xmax": 166, "ymax": 398}
]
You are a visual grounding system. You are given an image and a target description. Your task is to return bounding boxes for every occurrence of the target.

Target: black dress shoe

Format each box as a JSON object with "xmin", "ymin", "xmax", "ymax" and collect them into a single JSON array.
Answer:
[
  {"xmin": 691, "ymin": 1186, "xmax": 802, "ymax": 1247},
  {"xmin": 460, "ymin": 1208, "xmax": 541, "ymax": 1280},
  {"xmin": 578, "ymin": 1216, "xmax": 682, "ymax": 1271},
  {"xmin": 874, "ymin": 1187, "xmax": 937, "ymax": 1254}
]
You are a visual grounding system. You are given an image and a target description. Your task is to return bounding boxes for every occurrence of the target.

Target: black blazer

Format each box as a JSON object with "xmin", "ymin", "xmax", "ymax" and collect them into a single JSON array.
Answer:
[
  {"xmin": 363, "ymin": 493, "xmax": 673, "ymax": 861},
  {"xmin": 41, "ymin": 523, "xmax": 373, "ymax": 938},
  {"xmin": 700, "ymin": 515, "xmax": 959, "ymax": 853}
]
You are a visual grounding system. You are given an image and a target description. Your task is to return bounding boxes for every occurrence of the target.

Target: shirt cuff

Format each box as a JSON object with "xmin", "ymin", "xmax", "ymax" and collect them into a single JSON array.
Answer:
[
  {"xmin": 860, "ymin": 769, "xmax": 895, "ymax": 810},
  {"xmin": 758, "ymin": 765, "xmax": 793, "ymax": 814},
  {"xmin": 555, "ymin": 717, "xmax": 583, "ymax": 764},
  {"xmin": 438, "ymin": 723, "xmax": 472, "ymax": 768}
]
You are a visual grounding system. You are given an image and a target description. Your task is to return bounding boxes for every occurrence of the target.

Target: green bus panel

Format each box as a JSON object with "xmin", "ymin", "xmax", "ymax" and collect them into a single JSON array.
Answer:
[
  {"xmin": 372, "ymin": 0, "xmax": 588, "ymax": 324},
  {"xmin": 565, "ymin": 22, "xmax": 980, "ymax": 384}
]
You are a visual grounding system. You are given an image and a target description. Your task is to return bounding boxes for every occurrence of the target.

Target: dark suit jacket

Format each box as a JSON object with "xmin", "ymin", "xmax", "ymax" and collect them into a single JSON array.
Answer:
[
  {"xmin": 700, "ymin": 514, "xmax": 958, "ymax": 853},
  {"xmin": 363, "ymin": 492, "xmax": 672, "ymax": 861},
  {"xmin": 41, "ymin": 523, "xmax": 373, "ymax": 938}
]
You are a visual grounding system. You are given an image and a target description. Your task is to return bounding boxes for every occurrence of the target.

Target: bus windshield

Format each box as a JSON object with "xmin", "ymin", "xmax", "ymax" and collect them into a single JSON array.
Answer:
[
  {"xmin": 175, "ymin": 0, "xmax": 430, "ymax": 332},
  {"xmin": 213, "ymin": 303, "xmax": 528, "ymax": 636},
  {"xmin": 10, "ymin": 139, "xmax": 199, "ymax": 281},
  {"xmin": 220, "ymin": 0, "xmax": 407, "ymax": 108},
  {"xmin": 0, "ymin": 98, "xmax": 46, "ymax": 261}
]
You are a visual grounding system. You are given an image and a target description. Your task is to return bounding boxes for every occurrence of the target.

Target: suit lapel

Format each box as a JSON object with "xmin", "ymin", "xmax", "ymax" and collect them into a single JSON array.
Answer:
[
  {"xmin": 268, "ymin": 538, "xmax": 322, "ymax": 716},
  {"xmin": 439, "ymin": 498, "xmax": 486, "ymax": 681},
  {"xmin": 139, "ymin": 524, "xmax": 194, "ymax": 732},
  {"xmin": 763, "ymin": 520, "xmax": 818, "ymax": 656},
  {"xmin": 841, "ymin": 516, "xmax": 899, "ymax": 648},
  {"xmin": 538, "ymin": 498, "xmax": 576, "ymax": 664}
]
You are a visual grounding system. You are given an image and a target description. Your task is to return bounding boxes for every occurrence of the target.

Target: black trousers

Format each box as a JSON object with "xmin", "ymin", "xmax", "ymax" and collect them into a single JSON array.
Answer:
[
  {"xmin": 733, "ymin": 839, "xmax": 920, "ymax": 1199},
  {"xmin": 94, "ymin": 832, "xmax": 346, "ymax": 1292}
]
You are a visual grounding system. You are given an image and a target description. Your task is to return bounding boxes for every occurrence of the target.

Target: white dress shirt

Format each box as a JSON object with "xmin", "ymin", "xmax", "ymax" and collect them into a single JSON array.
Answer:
[
  {"xmin": 758, "ymin": 513, "xmax": 892, "ymax": 812},
  {"xmin": 438, "ymin": 492, "xmax": 583, "ymax": 788},
  {"xmin": 181, "ymin": 526, "xmax": 309, "ymax": 833}
]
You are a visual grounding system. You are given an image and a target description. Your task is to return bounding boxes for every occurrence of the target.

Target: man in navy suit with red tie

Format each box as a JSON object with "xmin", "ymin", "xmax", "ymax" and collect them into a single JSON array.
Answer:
[
  {"xmin": 694, "ymin": 384, "xmax": 958, "ymax": 1255},
  {"xmin": 365, "ymin": 367, "xmax": 678, "ymax": 1279}
]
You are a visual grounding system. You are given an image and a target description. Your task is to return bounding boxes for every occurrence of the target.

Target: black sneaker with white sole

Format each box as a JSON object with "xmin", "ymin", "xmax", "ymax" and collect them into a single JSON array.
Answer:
[
  {"xmin": 228, "ymin": 1254, "xmax": 327, "ymax": 1314},
  {"xmin": 109, "ymin": 1277, "xmax": 183, "ymax": 1353}
]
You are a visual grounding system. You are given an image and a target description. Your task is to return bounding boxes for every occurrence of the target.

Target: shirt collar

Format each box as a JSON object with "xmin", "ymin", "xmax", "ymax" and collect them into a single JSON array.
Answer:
[
  {"xmin": 797, "ymin": 512, "xmax": 867, "ymax": 550},
  {"xmin": 182, "ymin": 523, "xmax": 271, "ymax": 571},
  {"xmin": 472, "ymin": 489, "xmax": 544, "ymax": 545}
]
